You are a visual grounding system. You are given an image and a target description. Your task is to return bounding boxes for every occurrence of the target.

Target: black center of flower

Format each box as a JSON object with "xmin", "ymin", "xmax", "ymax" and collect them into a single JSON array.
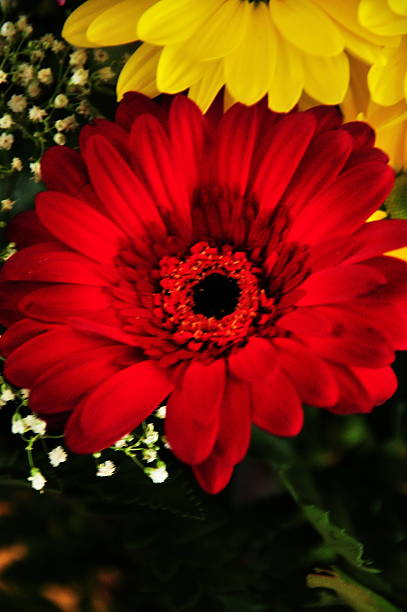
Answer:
[{"xmin": 192, "ymin": 273, "xmax": 241, "ymax": 320}]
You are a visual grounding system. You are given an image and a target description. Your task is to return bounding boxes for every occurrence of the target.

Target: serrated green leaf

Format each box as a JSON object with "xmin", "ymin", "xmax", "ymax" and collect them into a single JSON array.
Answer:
[
  {"xmin": 385, "ymin": 174, "xmax": 407, "ymax": 219},
  {"xmin": 307, "ymin": 568, "xmax": 402, "ymax": 612}
]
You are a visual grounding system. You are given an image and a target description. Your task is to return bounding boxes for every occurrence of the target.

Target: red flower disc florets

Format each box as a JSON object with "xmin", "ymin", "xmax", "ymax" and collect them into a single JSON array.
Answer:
[{"xmin": 1, "ymin": 94, "xmax": 407, "ymax": 493}]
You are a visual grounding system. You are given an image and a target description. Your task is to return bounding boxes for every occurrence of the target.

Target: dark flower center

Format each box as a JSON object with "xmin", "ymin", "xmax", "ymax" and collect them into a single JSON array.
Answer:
[{"xmin": 192, "ymin": 273, "xmax": 241, "ymax": 320}]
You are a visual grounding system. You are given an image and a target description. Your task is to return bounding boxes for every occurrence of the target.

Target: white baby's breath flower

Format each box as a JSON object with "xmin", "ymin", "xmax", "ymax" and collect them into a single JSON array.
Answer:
[
  {"xmin": 0, "ymin": 388, "xmax": 15, "ymax": 402},
  {"xmin": 0, "ymin": 133, "xmax": 14, "ymax": 150},
  {"xmin": 93, "ymin": 49, "xmax": 108, "ymax": 62},
  {"xmin": 28, "ymin": 468, "xmax": 46, "ymax": 492},
  {"xmin": 51, "ymin": 40, "xmax": 66, "ymax": 53},
  {"xmin": 70, "ymin": 68, "xmax": 89, "ymax": 86},
  {"xmin": 23, "ymin": 414, "xmax": 46, "ymax": 435},
  {"xmin": 37, "ymin": 68, "xmax": 53, "ymax": 85},
  {"xmin": 20, "ymin": 389, "xmax": 29, "ymax": 400},
  {"xmin": 142, "ymin": 448, "xmax": 157, "ymax": 463},
  {"xmin": 97, "ymin": 66, "xmax": 115, "ymax": 81},
  {"xmin": 0, "ymin": 70, "xmax": 8, "ymax": 84},
  {"xmin": 96, "ymin": 460, "xmax": 116, "ymax": 477},
  {"xmin": 53, "ymin": 94, "xmax": 68, "ymax": 108},
  {"xmin": 11, "ymin": 157, "xmax": 23, "ymax": 171},
  {"xmin": 1, "ymin": 198, "xmax": 15, "ymax": 212},
  {"xmin": 28, "ymin": 106, "xmax": 47, "ymax": 122},
  {"xmin": 0, "ymin": 114, "xmax": 13, "ymax": 129},
  {"xmin": 8, "ymin": 94, "xmax": 27, "ymax": 113},
  {"xmin": 16, "ymin": 63, "xmax": 34, "ymax": 85},
  {"xmin": 29, "ymin": 161, "xmax": 41, "ymax": 182},
  {"xmin": 48, "ymin": 446, "xmax": 67, "ymax": 467},
  {"xmin": 11, "ymin": 416, "xmax": 26, "ymax": 435},
  {"xmin": 146, "ymin": 463, "xmax": 168, "ymax": 484},
  {"xmin": 27, "ymin": 82, "xmax": 41, "ymax": 98},
  {"xmin": 155, "ymin": 405, "xmax": 166, "ymax": 419},
  {"xmin": 1, "ymin": 21, "xmax": 16, "ymax": 37},
  {"xmin": 16, "ymin": 15, "xmax": 29, "ymax": 31},
  {"xmin": 53, "ymin": 133, "xmax": 66, "ymax": 146},
  {"xmin": 144, "ymin": 423, "xmax": 159, "ymax": 445},
  {"xmin": 69, "ymin": 49, "xmax": 87, "ymax": 66}
]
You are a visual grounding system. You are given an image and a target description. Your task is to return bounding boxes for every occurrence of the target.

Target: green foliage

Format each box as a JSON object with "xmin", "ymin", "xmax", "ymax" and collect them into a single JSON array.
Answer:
[{"xmin": 385, "ymin": 174, "xmax": 407, "ymax": 219}]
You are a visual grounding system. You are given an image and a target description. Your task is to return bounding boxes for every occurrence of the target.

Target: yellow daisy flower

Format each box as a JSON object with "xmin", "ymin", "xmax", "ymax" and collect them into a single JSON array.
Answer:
[
  {"xmin": 341, "ymin": 56, "xmax": 407, "ymax": 172},
  {"xmin": 62, "ymin": 0, "xmax": 398, "ymax": 112},
  {"xmin": 358, "ymin": 0, "xmax": 407, "ymax": 106}
]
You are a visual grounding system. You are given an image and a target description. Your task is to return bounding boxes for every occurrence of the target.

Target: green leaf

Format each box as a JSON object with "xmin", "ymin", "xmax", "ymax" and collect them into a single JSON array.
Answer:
[
  {"xmin": 307, "ymin": 568, "xmax": 402, "ymax": 612},
  {"xmin": 385, "ymin": 174, "xmax": 407, "ymax": 219}
]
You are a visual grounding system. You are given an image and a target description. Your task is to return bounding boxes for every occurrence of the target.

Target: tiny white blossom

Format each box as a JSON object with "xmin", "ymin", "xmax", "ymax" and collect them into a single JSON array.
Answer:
[
  {"xmin": 1, "ymin": 21, "xmax": 16, "ymax": 37},
  {"xmin": 1, "ymin": 242, "xmax": 17, "ymax": 261},
  {"xmin": 48, "ymin": 446, "xmax": 67, "ymax": 467},
  {"xmin": 142, "ymin": 448, "xmax": 157, "ymax": 463},
  {"xmin": 161, "ymin": 435, "xmax": 171, "ymax": 449},
  {"xmin": 1, "ymin": 388, "xmax": 15, "ymax": 402},
  {"xmin": 27, "ymin": 82, "xmax": 41, "ymax": 98},
  {"xmin": 28, "ymin": 468, "xmax": 46, "ymax": 492},
  {"xmin": 16, "ymin": 63, "xmax": 34, "ymax": 85},
  {"xmin": 11, "ymin": 416, "xmax": 26, "ymax": 435},
  {"xmin": 69, "ymin": 49, "xmax": 87, "ymax": 66},
  {"xmin": 97, "ymin": 66, "xmax": 115, "ymax": 81},
  {"xmin": 113, "ymin": 435, "xmax": 130, "ymax": 449},
  {"xmin": 29, "ymin": 161, "xmax": 41, "ymax": 182},
  {"xmin": 53, "ymin": 94, "xmax": 68, "ymax": 108},
  {"xmin": 37, "ymin": 68, "xmax": 53, "ymax": 85},
  {"xmin": 16, "ymin": 15, "xmax": 29, "ymax": 31},
  {"xmin": 1, "ymin": 198, "xmax": 15, "ymax": 212},
  {"xmin": 30, "ymin": 50, "xmax": 44, "ymax": 62},
  {"xmin": 0, "ymin": 70, "xmax": 8, "ymax": 84},
  {"xmin": 155, "ymin": 405, "xmax": 167, "ymax": 419},
  {"xmin": 40, "ymin": 33, "xmax": 54, "ymax": 47},
  {"xmin": 0, "ymin": 114, "xmax": 13, "ymax": 129},
  {"xmin": 20, "ymin": 389, "xmax": 29, "ymax": 400},
  {"xmin": 0, "ymin": 133, "xmax": 14, "ymax": 150},
  {"xmin": 53, "ymin": 133, "xmax": 66, "ymax": 146},
  {"xmin": 70, "ymin": 68, "xmax": 89, "ymax": 86},
  {"xmin": 11, "ymin": 157, "xmax": 23, "ymax": 171},
  {"xmin": 96, "ymin": 460, "xmax": 116, "ymax": 477},
  {"xmin": 146, "ymin": 464, "xmax": 168, "ymax": 484},
  {"xmin": 144, "ymin": 424, "xmax": 159, "ymax": 445},
  {"xmin": 77, "ymin": 100, "xmax": 91, "ymax": 116},
  {"xmin": 93, "ymin": 49, "xmax": 108, "ymax": 62},
  {"xmin": 28, "ymin": 106, "xmax": 47, "ymax": 122},
  {"xmin": 51, "ymin": 40, "xmax": 66, "ymax": 53},
  {"xmin": 8, "ymin": 94, "xmax": 27, "ymax": 113},
  {"xmin": 24, "ymin": 414, "xmax": 46, "ymax": 435}
]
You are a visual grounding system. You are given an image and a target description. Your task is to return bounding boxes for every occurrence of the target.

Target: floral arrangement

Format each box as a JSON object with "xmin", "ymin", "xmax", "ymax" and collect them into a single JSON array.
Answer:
[{"xmin": 0, "ymin": 1, "xmax": 406, "ymax": 610}]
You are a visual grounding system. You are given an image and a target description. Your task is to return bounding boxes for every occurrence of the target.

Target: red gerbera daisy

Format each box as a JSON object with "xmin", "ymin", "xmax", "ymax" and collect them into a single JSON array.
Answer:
[{"xmin": 1, "ymin": 94, "xmax": 407, "ymax": 493}]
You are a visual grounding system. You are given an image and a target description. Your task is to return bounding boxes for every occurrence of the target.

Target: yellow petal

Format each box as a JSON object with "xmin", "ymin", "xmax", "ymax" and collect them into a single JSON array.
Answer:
[
  {"xmin": 303, "ymin": 52, "xmax": 350, "ymax": 104},
  {"xmin": 388, "ymin": 0, "xmax": 407, "ymax": 16},
  {"xmin": 313, "ymin": 0, "xmax": 400, "ymax": 48},
  {"xmin": 270, "ymin": 0, "xmax": 344, "ymax": 57},
  {"xmin": 137, "ymin": 0, "xmax": 221, "ymax": 46},
  {"xmin": 116, "ymin": 43, "xmax": 160, "ymax": 100},
  {"xmin": 359, "ymin": 0, "xmax": 407, "ymax": 35},
  {"xmin": 188, "ymin": 61, "xmax": 224, "ymax": 113},
  {"xmin": 375, "ymin": 115, "xmax": 407, "ymax": 171},
  {"xmin": 268, "ymin": 31, "xmax": 304, "ymax": 112},
  {"xmin": 62, "ymin": 0, "xmax": 123, "ymax": 47},
  {"xmin": 367, "ymin": 210, "xmax": 387, "ymax": 221},
  {"xmin": 185, "ymin": 0, "xmax": 251, "ymax": 62},
  {"xmin": 341, "ymin": 55, "xmax": 369, "ymax": 120},
  {"xmin": 387, "ymin": 246, "xmax": 407, "ymax": 260},
  {"xmin": 339, "ymin": 26, "xmax": 384, "ymax": 64},
  {"xmin": 224, "ymin": 3, "xmax": 276, "ymax": 105},
  {"xmin": 87, "ymin": 0, "xmax": 155, "ymax": 45},
  {"xmin": 157, "ymin": 44, "xmax": 211, "ymax": 93},
  {"xmin": 368, "ymin": 40, "xmax": 407, "ymax": 105}
]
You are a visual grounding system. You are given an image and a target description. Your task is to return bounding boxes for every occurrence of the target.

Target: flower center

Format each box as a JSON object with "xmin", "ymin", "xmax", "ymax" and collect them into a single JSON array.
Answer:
[
  {"xmin": 192, "ymin": 273, "xmax": 241, "ymax": 320},
  {"xmin": 153, "ymin": 242, "xmax": 275, "ymax": 354}
]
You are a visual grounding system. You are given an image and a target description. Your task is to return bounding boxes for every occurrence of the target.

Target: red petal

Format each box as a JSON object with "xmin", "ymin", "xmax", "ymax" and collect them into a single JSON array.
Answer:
[
  {"xmin": 169, "ymin": 95, "xmax": 206, "ymax": 194},
  {"xmin": 277, "ymin": 307, "xmax": 332, "ymax": 336},
  {"xmin": 80, "ymin": 119, "xmax": 129, "ymax": 160},
  {"xmin": 130, "ymin": 113, "xmax": 191, "ymax": 237},
  {"xmin": 165, "ymin": 359, "xmax": 225, "ymax": 465},
  {"xmin": 287, "ymin": 162, "xmax": 395, "ymax": 244},
  {"xmin": 0, "ymin": 281, "xmax": 47, "ymax": 325},
  {"xmin": 352, "ymin": 366, "xmax": 397, "ymax": 405},
  {"xmin": 4, "ymin": 328, "xmax": 112, "ymax": 387},
  {"xmin": 30, "ymin": 345, "xmax": 135, "ymax": 414},
  {"xmin": 365, "ymin": 256, "xmax": 407, "ymax": 304},
  {"xmin": 36, "ymin": 191, "xmax": 126, "ymax": 264},
  {"xmin": 252, "ymin": 367, "xmax": 304, "ymax": 436},
  {"xmin": 326, "ymin": 364, "xmax": 372, "ymax": 414},
  {"xmin": 65, "ymin": 361, "xmax": 173, "ymax": 453},
  {"xmin": 228, "ymin": 336, "xmax": 277, "ymax": 382},
  {"xmin": 251, "ymin": 113, "xmax": 316, "ymax": 214},
  {"xmin": 115, "ymin": 92, "xmax": 168, "ymax": 131},
  {"xmin": 19, "ymin": 285, "xmax": 112, "ymax": 322},
  {"xmin": 341, "ymin": 298, "xmax": 407, "ymax": 350},
  {"xmin": 280, "ymin": 129, "xmax": 352, "ymax": 216},
  {"xmin": 305, "ymin": 106, "xmax": 342, "ymax": 132},
  {"xmin": 342, "ymin": 121, "xmax": 375, "ymax": 149},
  {"xmin": 193, "ymin": 457, "xmax": 234, "ymax": 495},
  {"xmin": 296, "ymin": 264, "xmax": 386, "ymax": 306},
  {"xmin": 41, "ymin": 146, "xmax": 88, "ymax": 195},
  {"xmin": 345, "ymin": 220, "xmax": 407, "ymax": 264},
  {"xmin": 274, "ymin": 337, "xmax": 339, "ymax": 406},
  {"xmin": 7, "ymin": 210, "xmax": 54, "ymax": 248},
  {"xmin": 0, "ymin": 318, "xmax": 57, "ymax": 356},
  {"xmin": 84, "ymin": 134, "xmax": 165, "ymax": 242},
  {"xmin": 1, "ymin": 243, "xmax": 109, "ymax": 286}
]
